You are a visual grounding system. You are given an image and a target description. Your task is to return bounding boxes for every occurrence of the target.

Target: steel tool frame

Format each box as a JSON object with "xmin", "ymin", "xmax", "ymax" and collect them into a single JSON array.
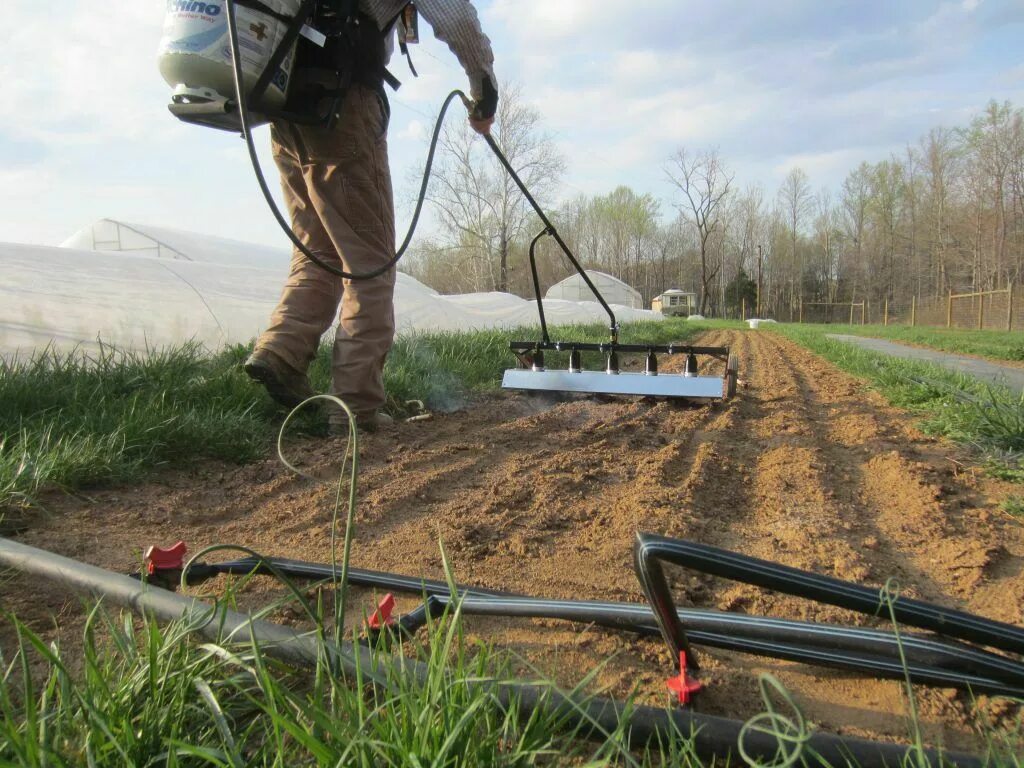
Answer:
[{"xmin": 485, "ymin": 137, "xmax": 736, "ymax": 399}]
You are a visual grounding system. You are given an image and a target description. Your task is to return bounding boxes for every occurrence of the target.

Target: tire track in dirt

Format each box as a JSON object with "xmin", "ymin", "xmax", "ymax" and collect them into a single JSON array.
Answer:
[{"xmin": 10, "ymin": 328, "xmax": 1023, "ymax": 751}]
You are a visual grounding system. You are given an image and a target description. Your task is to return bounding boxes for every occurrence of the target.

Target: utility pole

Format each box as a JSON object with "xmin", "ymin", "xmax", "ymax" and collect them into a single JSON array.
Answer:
[{"xmin": 756, "ymin": 244, "xmax": 763, "ymax": 317}]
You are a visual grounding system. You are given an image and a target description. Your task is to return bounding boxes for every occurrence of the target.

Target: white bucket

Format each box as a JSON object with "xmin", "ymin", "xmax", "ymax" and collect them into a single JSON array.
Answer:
[{"xmin": 158, "ymin": 0, "xmax": 302, "ymax": 111}]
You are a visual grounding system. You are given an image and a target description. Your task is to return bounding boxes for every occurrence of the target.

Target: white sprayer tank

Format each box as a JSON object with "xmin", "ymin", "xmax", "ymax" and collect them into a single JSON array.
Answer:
[{"xmin": 158, "ymin": 0, "xmax": 302, "ymax": 110}]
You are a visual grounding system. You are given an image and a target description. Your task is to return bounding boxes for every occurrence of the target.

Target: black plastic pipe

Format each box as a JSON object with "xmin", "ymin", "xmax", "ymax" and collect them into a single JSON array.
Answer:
[
  {"xmin": 206, "ymin": 557, "xmax": 1024, "ymax": 693},
  {"xmin": 635, "ymin": 533, "xmax": 1024, "ymax": 656},
  {"xmin": 527, "ymin": 228, "xmax": 552, "ymax": 344},
  {"xmin": 211, "ymin": 556, "xmax": 510, "ymax": 598},
  {"xmin": 0, "ymin": 538, "xmax": 985, "ymax": 768},
  {"xmin": 411, "ymin": 595, "xmax": 1024, "ymax": 698}
]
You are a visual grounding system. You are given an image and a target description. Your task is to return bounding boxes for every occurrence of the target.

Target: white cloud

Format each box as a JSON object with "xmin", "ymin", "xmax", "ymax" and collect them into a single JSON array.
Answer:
[
  {"xmin": 0, "ymin": 2, "xmax": 170, "ymax": 144},
  {"xmin": 488, "ymin": 0, "xmax": 626, "ymax": 44},
  {"xmin": 397, "ymin": 119, "xmax": 428, "ymax": 141},
  {"xmin": 771, "ymin": 148, "xmax": 877, "ymax": 181}
]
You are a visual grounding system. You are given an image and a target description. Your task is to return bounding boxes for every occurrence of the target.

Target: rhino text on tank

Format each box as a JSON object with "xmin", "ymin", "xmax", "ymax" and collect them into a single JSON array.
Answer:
[{"xmin": 170, "ymin": 0, "xmax": 222, "ymax": 15}]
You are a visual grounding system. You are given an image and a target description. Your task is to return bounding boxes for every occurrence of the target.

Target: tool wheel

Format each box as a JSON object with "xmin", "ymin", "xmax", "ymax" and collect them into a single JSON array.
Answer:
[{"xmin": 724, "ymin": 353, "xmax": 739, "ymax": 400}]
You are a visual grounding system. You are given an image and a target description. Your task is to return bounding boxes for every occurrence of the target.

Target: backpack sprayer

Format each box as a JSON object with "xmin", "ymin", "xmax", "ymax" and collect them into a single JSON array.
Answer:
[{"xmin": 158, "ymin": 0, "xmax": 737, "ymax": 400}]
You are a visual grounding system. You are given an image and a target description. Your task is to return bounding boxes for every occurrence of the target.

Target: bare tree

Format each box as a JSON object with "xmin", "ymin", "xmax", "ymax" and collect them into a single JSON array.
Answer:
[
  {"xmin": 666, "ymin": 148, "xmax": 734, "ymax": 314},
  {"xmin": 919, "ymin": 128, "xmax": 958, "ymax": 293},
  {"xmin": 425, "ymin": 83, "xmax": 565, "ymax": 292},
  {"xmin": 840, "ymin": 162, "xmax": 871, "ymax": 303},
  {"xmin": 813, "ymin": 189, "xmax": 841, "ymax": 304},
  {"xmin": 777, "ymin": 167, "xmax": 813, "ymax": 313}
]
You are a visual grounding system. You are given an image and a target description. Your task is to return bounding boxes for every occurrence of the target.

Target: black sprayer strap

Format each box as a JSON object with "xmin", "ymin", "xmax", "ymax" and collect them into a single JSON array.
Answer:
[
  {"xmin": 225, "ymin": 0, "xmax": 462, "ymax": 281},
  {"xmin": 225, "ymin": 0, "xmax": 621, "ymax": 342},
  {"xmin": 246, "ymin": 0, "xmax": 318, "ymax": 111}
]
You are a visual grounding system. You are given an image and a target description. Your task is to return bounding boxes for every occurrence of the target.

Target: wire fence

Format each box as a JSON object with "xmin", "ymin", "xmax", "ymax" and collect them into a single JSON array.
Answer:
[
  {"xmin": 798, "ymin": 302, "xmax": 866, "ymax": 325},
  {"xmin": 794, "ymin": 283, "xmax": 1019, "ymax": 331}
]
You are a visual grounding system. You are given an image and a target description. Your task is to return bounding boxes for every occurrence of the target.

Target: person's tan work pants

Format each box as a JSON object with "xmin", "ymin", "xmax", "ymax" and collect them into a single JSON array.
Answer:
[{"xmin": 255, "ymin": 85, "xmax": 396, "ymax": 416}]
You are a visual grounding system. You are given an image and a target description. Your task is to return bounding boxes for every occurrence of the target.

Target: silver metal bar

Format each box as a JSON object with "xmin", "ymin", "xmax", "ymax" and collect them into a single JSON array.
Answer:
[{"xmin": 502, "ymin": 369, "xmax": 724, "ymax": 399}]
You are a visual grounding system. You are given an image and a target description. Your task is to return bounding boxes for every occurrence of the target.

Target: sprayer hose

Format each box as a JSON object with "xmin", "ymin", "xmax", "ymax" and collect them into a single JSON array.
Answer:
[{"xmin": 225, "ymin": 0, "xmax": 466, "ymax": 281}]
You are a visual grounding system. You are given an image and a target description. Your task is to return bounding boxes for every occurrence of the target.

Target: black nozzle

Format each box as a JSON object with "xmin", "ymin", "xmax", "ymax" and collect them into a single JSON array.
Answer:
[
  {"xmin": 684, "ymin": 353, "xmax": 698, "ymax": 377},
  {"xmin": 532, "ymin": 350, "xmax": 545, "ymax": 371}
]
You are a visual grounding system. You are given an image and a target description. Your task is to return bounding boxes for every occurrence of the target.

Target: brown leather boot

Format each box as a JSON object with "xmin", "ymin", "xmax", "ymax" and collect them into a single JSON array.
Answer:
[
  {"xmin": 243, "ymin": 350, "xmax": 315, "ymax": 409},
  {"xmin": 328, "ymin": 410, "xmax": 394, "ymax": 436}
]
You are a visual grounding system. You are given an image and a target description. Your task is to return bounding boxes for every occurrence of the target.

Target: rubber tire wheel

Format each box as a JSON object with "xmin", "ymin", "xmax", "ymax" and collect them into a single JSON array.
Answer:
[{"xmin": 724, "ymin": 353, "xmax": 739, "ymax": 400}]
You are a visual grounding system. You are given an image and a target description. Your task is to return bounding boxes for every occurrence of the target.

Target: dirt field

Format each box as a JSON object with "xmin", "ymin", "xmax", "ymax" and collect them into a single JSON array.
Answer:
[{"xmin": 9, "ymin": 329, "xmax": 1024, "ymax": 751}]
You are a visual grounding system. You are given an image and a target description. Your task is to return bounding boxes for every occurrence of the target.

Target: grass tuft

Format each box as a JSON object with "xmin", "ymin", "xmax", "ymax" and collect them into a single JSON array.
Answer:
[
  {"xmin": 0, "ymin": 599, "xmax": 703, "ymax": 767},
  {"xmin": 0, "ymin": 342, "xmax": 283, "ymax": 511},
  {"xmin": 1000, "ymin": 496, "xmax": 1024, "ymax": 518}
]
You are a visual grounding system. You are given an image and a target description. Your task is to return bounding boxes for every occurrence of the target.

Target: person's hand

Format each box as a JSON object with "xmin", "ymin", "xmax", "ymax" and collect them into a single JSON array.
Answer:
[
  {"xmin": 468, "ymin": 76, "xmax": 498, "ymax": 136},
  {"xmin": 469, "ymin": 115, "xmax": 494, "ymax": 135}
]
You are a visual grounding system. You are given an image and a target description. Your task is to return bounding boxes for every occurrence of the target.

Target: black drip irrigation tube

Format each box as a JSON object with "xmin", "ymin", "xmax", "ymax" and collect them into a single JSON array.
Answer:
[
  {"xmin": 0, "ymin": 537, "xmax": 987, "ymax": 768},
  {"xmin": 633, "ymin": 533, "xmax": 1024, "ymax": 660},
  {"xmin": 171, "ymin": 550, "xmax": 1024, "ymax": 698}
]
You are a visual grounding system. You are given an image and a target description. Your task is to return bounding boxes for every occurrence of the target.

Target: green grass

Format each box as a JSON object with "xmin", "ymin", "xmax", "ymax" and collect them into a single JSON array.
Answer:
[
  {"xmin": 0, "ymin": 319, "xmax": 718, "ymax": 511},
  {"xmin": 0, "ymin": 343, "xmax": 282, "ymax": 512},
  {"xmin": 1, "ymin": 576, "xmax": 1021, "ymax": 767},
  {"xmin": 775, "ymin": 324, "xmax": 1024, "ymax": 478},
  {"xmin": 1001, "ymin": 496, "xmax": 1024, "ymax": 518},
  {"xmin": 817, "ymin": 324, "xmax": 1024, "ymax": 362},
  {"xmin": 0, "ymin": 601, "xmax": 704, "ymax": 767}
]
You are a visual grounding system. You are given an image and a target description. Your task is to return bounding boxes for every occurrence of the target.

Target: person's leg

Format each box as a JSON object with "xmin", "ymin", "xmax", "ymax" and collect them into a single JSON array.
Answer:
[
  {"xmin": 295, "ymin": 86, "xmax": 397, "ymax": 418},
  {"xmin": 254, "ymin": 123, "xmax": 346, "ymax": 371}
]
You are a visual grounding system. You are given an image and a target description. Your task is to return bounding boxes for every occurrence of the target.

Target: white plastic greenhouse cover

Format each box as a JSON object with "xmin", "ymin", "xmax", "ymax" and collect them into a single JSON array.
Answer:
[
  {"xmin": 2, "ymin": 220, "xmax": 660, "ymax": 357},
  {"xmin": 545, "ymin": 270, "xmax": 643, "ymax": 309}
]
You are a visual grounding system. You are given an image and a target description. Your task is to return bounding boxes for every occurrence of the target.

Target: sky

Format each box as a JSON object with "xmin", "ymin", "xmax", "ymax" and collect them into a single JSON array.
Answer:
[{"xmin": 1, "ymin": 0, "xmax": 1023, "ymax": 248}]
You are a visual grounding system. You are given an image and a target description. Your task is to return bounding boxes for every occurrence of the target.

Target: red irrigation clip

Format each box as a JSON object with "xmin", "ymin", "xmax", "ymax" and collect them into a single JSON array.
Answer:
[
  {"xmin": 367, "ymin": 593, "xmax": 396, "ymax": 630},
  {"xmin": 145, "ymin": 541, "xmax": 187, "ymax": 575},
  {"xmin": 666, "ymin": 651, "xmax": 703, "ymax": 705}
]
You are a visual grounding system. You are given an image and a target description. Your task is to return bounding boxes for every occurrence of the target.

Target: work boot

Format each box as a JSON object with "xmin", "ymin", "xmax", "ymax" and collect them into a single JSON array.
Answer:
[
  {"xmin": 243, "ymin": 350, "xmax": 315, "ymax": 409},
  {"xmin": 328, "ymin": 409, "xmax": 394, "ymax": 436}
]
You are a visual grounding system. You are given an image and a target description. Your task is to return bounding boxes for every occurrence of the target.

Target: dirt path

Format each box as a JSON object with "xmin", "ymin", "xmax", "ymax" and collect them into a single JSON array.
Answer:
[{"xmin": 7, "ymin": 329, "xmax": 1023, "ymax": 750}]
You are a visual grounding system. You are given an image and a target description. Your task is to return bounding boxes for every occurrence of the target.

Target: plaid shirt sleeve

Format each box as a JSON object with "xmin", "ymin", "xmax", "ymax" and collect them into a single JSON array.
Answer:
[{"xmin": 390, "ymin": 0, "xmax": 497, "ymax": 100}]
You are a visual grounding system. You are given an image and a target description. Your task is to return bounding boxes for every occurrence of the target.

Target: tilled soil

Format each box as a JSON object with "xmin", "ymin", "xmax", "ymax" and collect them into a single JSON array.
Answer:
[{"xmin": 7, "ymin": 329, "xmax": 1024, "ymax": 750}]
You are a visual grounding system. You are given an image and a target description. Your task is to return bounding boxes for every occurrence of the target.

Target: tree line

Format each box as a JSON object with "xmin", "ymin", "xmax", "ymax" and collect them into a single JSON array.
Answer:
[{"xmin": 403, "ymin": 90, "xmax": 1024, "ymax": 319}]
